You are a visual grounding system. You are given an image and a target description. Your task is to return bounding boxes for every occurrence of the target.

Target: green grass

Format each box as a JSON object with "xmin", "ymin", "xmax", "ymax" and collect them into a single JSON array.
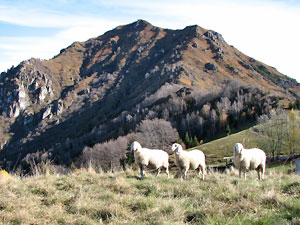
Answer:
[
  {"xmin": 193, "ymin": 128, "xmax": 261, "ymax": 165},
  {"xmin": 191, "ymin": 123, "xmax": 300, "ymax": 166},
  {"xmin": 0, "ymin": 165, "xmax": 299, "ymax": 225}
]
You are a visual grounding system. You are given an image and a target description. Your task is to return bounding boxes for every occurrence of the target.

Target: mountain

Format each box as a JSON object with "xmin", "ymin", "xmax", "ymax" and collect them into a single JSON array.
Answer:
[{"xmin": 0, "ymin": 20, "xmax": 299, "ymax": 170}]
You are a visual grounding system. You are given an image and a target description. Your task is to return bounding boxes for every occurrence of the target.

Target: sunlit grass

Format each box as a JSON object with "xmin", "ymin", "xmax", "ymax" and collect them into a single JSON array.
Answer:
[
  {"xmin": 194, "ymin": 128, "xmax": 261, "ymax": 165},
  {"xmin": 0, "ymin": 166, "xmax": 299, "ymax": 224}
]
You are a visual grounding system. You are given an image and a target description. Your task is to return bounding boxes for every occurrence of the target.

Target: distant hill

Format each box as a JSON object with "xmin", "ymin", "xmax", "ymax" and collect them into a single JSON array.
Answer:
[{"xmin": 0, "ymin": 20, "xmax": 299, "ymax": 170}]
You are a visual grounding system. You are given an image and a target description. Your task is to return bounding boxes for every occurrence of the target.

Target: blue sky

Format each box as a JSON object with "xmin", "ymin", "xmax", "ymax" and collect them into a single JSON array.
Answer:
[{"xmin": 1, "ymin": 0, "xmax": 300, "ymax": 82}]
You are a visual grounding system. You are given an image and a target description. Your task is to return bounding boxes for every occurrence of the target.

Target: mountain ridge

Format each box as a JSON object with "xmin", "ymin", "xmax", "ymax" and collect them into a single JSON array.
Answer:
[{"xmin": 0, "ymin": 20, "xmax": 299, "ymax": 170}]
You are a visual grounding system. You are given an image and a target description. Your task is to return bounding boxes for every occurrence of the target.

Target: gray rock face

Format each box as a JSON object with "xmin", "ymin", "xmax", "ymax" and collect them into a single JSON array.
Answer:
[
  {"xmin": 55, "ymin": 100, "xmax": 64, "ymax": 116},
  {"xmin": 204, "ymin": 31, "xmax": 224, "ymax": 42},
  {"xmin": 0, "ymin": 59, "xmax": 55, "ymax": 120},
  {"xmin": 18, "ymin": 84, "xmax": 30, "ymax": 110},
  {"xmin": 9, "ymin": 102, "xmax": 20, "ymax": 118},
  {"xmin": 213, "ymin": 53, "xmax": 224, "ymax": 60},
  {"xmin": 205, "ymin": 62, "xmax": 218, "ymax": 72},
  {"xmin": 42, "ymin": 106, "xmax": 52, "ymax": 120}
]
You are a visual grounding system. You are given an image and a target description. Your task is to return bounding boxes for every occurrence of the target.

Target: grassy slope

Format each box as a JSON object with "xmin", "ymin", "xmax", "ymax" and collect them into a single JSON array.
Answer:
[
  {"xmin": 194, "ymin": 122, "xmax": 300, "ymax": 166},
  {"xmin": 191, "ymin": 128, "xmax": 262, "ymax": 165},
  {"xmin": 0, "ymin": 166, "xmax": 299, "ymax": 225}
]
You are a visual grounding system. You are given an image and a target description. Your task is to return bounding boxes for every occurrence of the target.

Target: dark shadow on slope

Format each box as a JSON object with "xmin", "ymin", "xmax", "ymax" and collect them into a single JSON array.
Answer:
[{"xmin": 0, "ymin": 25, "xmax": 193, "ymax": 171}]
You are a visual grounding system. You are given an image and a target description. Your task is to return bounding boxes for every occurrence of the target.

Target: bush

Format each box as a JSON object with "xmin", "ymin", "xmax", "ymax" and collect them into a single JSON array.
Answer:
[{"xmin": 79, "ymin": 136, "xmax": 130, "ymax": 172}]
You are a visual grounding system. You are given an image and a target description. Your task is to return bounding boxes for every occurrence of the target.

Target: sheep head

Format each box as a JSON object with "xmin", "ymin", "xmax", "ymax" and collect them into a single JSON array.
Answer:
[
  {"xmin": 131, "ymin": 141, "xmax": 142, "ymax": 152},
  {"xmin": 171, "ymin": 143, "xmax": 183, "ymax": 155},
  {"xmin": 233, "ymin": 143, "xmax": 244, "ymax": 156}
]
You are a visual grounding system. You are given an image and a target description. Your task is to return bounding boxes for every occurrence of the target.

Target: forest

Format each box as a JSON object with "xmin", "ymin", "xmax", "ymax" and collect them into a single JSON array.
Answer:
[{"xmin": 17, "ymin": 78, "xmax": 300, "ymax": 173}]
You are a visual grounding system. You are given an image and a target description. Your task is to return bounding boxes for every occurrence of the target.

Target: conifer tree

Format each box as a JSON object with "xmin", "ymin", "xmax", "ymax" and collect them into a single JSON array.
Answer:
[
  {"xmin": 184, "ymin": 132, "xmax": 192, "ymax": 148},
  {"xmin": 192, "ymin": 136, "xmax": 200, "ymax": 147}
]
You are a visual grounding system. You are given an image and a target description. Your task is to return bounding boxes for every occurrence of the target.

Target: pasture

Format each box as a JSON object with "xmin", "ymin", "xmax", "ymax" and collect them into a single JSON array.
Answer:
[{"xmin": 0, "ymin": 163, "xmax": 299, "ymax": 225}]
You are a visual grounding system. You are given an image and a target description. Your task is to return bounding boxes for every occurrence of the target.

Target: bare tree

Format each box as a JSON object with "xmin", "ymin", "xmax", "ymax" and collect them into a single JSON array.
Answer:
[
  {"xmin": 286, "ymin": 109, "xmax": 300, "ymax": 155},
  {"xmin": 258, "ymin": 112, "xmax": 286, "ymax": 158},
  {"xmin": 257, "ymin": 109, "xmax": 300, "ymax": 158},
  {"xmin": 219, "ymin": 109, "xmax": 228, "ymax": 131},
  {"xmin": 80, "ymin": 136, "xmax": 130, "ymax": 171},
  {"xmin": 209, "ymin": 109, "xmax": 218, "ymax": 136},
  {"xmin": 136, "ymin": 118, "xmax": 179, "ymax": 153}
]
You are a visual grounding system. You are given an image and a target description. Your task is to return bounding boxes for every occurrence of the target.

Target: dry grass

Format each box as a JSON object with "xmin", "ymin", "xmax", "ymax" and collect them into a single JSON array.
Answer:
[{"xmin": 0, "ymin": 165, "xmax": 299, "ymax": 225}]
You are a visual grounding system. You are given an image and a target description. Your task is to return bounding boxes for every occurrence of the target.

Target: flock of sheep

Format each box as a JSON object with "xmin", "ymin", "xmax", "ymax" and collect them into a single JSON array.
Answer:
[{"xmin": 130, "ymin": 141, "xmax": 266, "ymax": 181}]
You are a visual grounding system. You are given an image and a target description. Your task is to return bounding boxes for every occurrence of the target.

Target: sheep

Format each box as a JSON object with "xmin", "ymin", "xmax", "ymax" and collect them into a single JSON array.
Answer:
[
  {"xmin": 171, "ymin": 143, "xmax": 206, "ymax": 180},
  {"xmin": 233, "ymin": 143, "xmax": 266, "ymax": 180},
  {"xmin": 130, "ymin": 141, "xmax": 170, "ymax": 180}
]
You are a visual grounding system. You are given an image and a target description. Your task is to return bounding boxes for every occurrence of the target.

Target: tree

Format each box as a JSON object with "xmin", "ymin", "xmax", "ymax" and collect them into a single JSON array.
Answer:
[
  {"xmin": 289, "ymin": 99, "xmax": 300, "ymax": 110},
  {"xmin": 295, "ymin": 99, "xmax": 300, "ymax": 109},
  {"xmin": 258, "ymin": 109, "xmax": 300, "ymax": 158},
  {"xmin": 184, "ymin": 131, "xmax": 192, "ymax": 149},
  {"xmin": 286, "ymin": 109, "xmax": 300, "ymax": 155},
  {"xmin": 136, "ymin": 118, "xmax": 179, "ymax": 153},
  {"xmin": 219, "ymin": 109, "xmax": 228, "ymax": 131},
  {"xmin": 226, "ymin": 124, "xmax": 231, "ymax": 136},
  {"xmin": 79, "ymin": 135, "xmax": 130, "ymax": 172},
  {"xmin": 258, "ymin": 112, "xmax": 286, "ymax": 158},
  {"xmin": 192, "ymin": 136, "xmax": 200, "ymax": 147},
  {"xmin": 209, "ymin": 109, "xmax": 218, "ymax": 136}
]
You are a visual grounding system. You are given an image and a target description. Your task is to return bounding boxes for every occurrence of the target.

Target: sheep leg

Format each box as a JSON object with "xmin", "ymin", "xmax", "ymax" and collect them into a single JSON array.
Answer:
[
  {"xmin": 239, "ymin": 167, "xmax": 246, "ymax": 180},
  {"xmin": 200, "ymin": 166, "xmax": 205, "ymax": 181},
  {"xmin": 140, "ymin": 165, "xmax": 145, "ymax": 180},
  {"xmin": 261, "ymin": 165, "xmax": 265, "ymax": 180},
  {"xmin": 196, "ymin": 167, "xmax": 204, "ymax": 181},
  {"xmin": 196, "ymin": 168, "xmax": 201, "ymax": 176},
  {"xmin": 259, "ymin": 164, "xmax": 265, "ymax": 180},
  {"xmin": 257, "ymin": 168, "xmax": 261, "ymax": 180},
  {"xmin": 256, "ymin": 165, "xmax": 263, "ymax": 180},
  {"xmin": 156, "ymin": 168, "xmax": 161, "ymax": 177},
  {"xmin": 165, "ymin": 167, "xmax": 170, "ymax": 179},
  {"xmin": 179, "ymin": 169, "xmax": 183, "ymax": 181},
  {"xmin": 239, "ymin": 167, "xmax": 242, "ymax": 179},
  {"xmin": 183, "ymin": 169, "xmax": 188, "ymax": 180}
]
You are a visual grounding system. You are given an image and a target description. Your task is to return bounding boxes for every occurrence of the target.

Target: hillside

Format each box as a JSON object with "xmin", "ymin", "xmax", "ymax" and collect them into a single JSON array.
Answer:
[
  {"xmin": 194, "ymin": 128, "xmax": 261, "ymax": 165},
  {"xmin": 0, "ymin": 167, "xmax": 299, "ymax": 224},
  {"xmin": 0, "ymin": 20, "xmax": 299, "ymax": 171}
]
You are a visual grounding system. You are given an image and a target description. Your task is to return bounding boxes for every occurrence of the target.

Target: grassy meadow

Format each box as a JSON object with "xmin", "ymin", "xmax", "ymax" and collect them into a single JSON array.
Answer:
[
  {"xmin": 195, "ymin": 128, "xmax": 261, "ymax": 165},
  {"xmin": 192, "ymin": 123, "xmax": 300, "ymax": 165},
  {"xmin": 1, "ymin": 123, "xmax": 299, "ymax": 225},
  {"xmin": 0, "ymin": 164, "xmax": 299, "ymax": 225}
]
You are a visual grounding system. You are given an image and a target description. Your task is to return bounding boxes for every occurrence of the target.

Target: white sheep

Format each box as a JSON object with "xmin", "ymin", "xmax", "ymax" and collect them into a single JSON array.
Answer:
[
  {"xmin": 233, "ymin": 143, "xmax": 266, "ymax": 180},
  {"xmin": 130, "ymin": 141, "xmax": 170, "ymax": 180},
  {"xmin": 171, "ymin": 143, "xmax": 206, "ymax": 180}
]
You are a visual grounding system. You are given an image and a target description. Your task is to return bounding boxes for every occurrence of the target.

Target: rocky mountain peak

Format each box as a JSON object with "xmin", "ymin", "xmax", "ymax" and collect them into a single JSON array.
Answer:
[
  {"xmin": 204, "ymin": 30, "xmax": 224, "ymax": 42},
  {"xmin": 0, "ymin": 20, "xmax": 299, "ymax": 170},
  {"xmin": 130, "ymin": 19, "xmax": 152, "ymax": 28}
]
